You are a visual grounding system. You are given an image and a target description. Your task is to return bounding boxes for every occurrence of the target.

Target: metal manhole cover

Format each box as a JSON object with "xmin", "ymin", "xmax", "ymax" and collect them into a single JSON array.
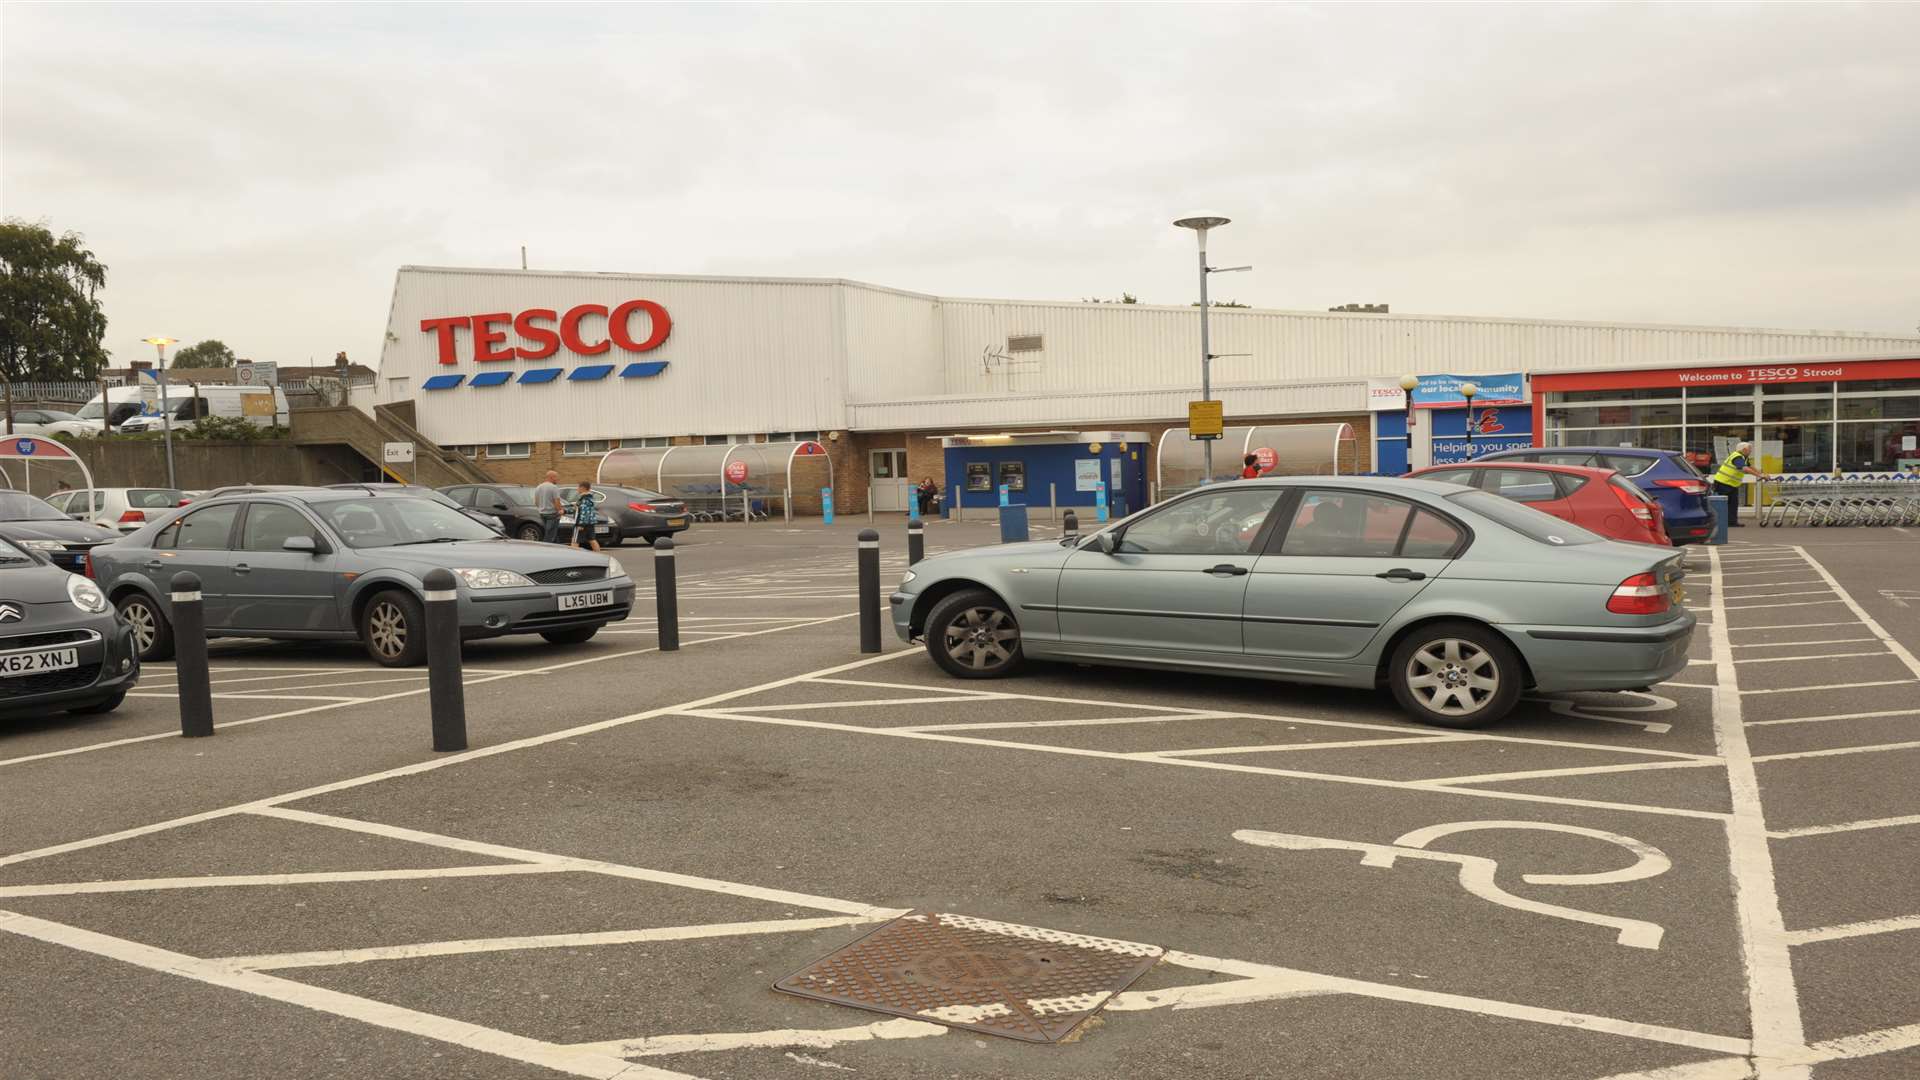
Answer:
[{"xmin": 773, "ymin": 911, "xmax": 1163, "ymax": 1043}]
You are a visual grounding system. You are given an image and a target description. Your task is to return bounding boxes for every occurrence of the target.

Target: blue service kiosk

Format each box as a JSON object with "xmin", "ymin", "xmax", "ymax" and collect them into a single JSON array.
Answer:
[{"xmin": 941, "ymin": 430, "xmax": 1149, "ymax": 521}]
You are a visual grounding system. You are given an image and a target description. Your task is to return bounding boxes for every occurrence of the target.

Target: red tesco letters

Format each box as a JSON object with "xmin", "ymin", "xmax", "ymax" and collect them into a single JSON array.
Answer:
[{"xmin": 421, "ymin": 301, "xmax": 671, "ymax": 365}]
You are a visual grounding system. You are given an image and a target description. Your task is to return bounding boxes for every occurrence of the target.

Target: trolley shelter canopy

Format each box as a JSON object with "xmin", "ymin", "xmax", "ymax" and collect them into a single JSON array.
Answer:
[
  {"xmin": 1157, "ymin": 422, "xmax": 1357, "ymax": 495},
  {"xmin": 597, "ymin": 440, "xmax": 832, "ymax": 521},
  {"xmin": 0, "ymin": 434, "xmax": 95, "ymax": 496}
]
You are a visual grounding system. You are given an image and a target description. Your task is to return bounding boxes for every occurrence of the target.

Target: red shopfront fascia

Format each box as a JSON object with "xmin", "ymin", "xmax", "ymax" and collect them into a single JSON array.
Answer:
[{"xmin": 1528, "ymin": 356, "xmax": 1920, "ymax": 446}]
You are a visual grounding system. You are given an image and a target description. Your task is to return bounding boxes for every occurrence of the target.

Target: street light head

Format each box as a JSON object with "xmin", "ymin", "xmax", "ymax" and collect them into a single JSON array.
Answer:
[
  {"xmin": 1460, "ymin": 382, "xmax": 1479, "ymax": 400},
  {"xmin": 142, "ymin": 336, "xmax": 178, "ymax": 347},
  {"xmin": 1398, "ymin": 373, "xmax": 1419, "ymax": 392},
  {"xmin": 1173, "ymin": 216, "xmax": 1231, "ymax": 231}
]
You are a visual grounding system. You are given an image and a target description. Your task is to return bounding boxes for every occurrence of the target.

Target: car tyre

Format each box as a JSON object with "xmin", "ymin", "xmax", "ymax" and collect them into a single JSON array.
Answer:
[
  {"xmin": 604, "ymin": 532, "xmax": 624, "ymax": 548},
  {"xmin": 540, "ymin": 627, "xmax": 598, "ymax": 645},
  {"xmin": 361, "ymin": 589, "xmax": 429, "ymax": 667},
  {"xmin": 515, "ymin": 522, "xmax": 544, "ymax": 542},
  {"xmin": 69, "ymin": 691, "xmax": 127, "ymax": 715},
  {"xmin": 1388, "ymin": 621, "xmax": 1522, "ymax": 728},
  {"xmin": 924, "ymin": 588, "xmax": 1024, "ymax": 679},
  {"xmin": 117, "ymin": 592, "xmax": 175, "ymax": 662}
]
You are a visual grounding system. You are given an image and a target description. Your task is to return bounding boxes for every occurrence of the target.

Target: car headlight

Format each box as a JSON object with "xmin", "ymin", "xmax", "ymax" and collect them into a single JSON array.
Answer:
[
  {"xmin": 20, "ymin": 539, "xmax": 65, "ymax": 553},
  {"xmin": 68, "ymin": 574, "xmax": 109, "ymax": 614},
  {"xmin": 606, "ymin": 559, "xmax": 628, "ymax": 579},
  {"xmin": 452, "ymin": 567, "xmax": 536, "ymax": 590},
  {"xmin": 900, "ymin": 570, "xmax": 917, "ymax": 586}
]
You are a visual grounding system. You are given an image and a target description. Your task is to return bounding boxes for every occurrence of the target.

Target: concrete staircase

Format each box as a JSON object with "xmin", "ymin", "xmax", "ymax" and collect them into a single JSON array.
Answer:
[{"xmin": 290, "ymin": 404, "xmax": 491, "ymax": 487}]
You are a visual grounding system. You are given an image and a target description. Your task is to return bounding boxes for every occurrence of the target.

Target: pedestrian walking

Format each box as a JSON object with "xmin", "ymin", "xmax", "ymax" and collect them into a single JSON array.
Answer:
[
  {"xmin": 1711, "ymin": 441, "xmax": 1767, "ymax": 527},
  {"xmin": 570, "ymin": 480, "xmax": 603, "ymax": 551},
  {"xmin": 533, "ymin": 470, "xmax": 563, "ymax": 543}
]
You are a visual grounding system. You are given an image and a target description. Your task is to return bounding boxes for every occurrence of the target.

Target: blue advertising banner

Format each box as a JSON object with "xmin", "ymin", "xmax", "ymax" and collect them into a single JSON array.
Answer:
[{"xmin": 1412, "ymin": 372, "xmax": 1526, "ymax": 409}]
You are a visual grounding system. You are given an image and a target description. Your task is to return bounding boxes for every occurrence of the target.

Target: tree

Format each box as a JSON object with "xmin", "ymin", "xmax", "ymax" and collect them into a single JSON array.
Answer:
[
  {"xmin": 0, "ymin": 219, "xmax": 109, "ymax": 383},
  {"xmin": 1083, "ymin": 293, "xmax": 1139, "ymax": 304},
  {"xmin": 172, "ymin": 339, "xmax": 237, "ymax": 368}
]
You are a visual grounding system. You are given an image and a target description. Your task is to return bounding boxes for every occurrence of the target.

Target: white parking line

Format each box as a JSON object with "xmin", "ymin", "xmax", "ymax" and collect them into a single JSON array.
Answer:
[
  {"xmin": 1720, "ymin": 600, "xmax": 1849, "ymax": 611},
  {"xmin": 218, "ymin": 915, "xmax": 886, "ymax": 972},
  {"xmin": 1768, "ymin": 814, "xmax": 1920, "ymax": 839},
  {"xmin": 1746, "ymin": 708, "xmax": 1920, "ymax": 728},
  {"xmin": 1410, "ymin": 758, "xmax": 1722, "ymax": 787},
  {"xmin": 1739, "ymin": 680, "xmax": 1913, "ymax": 695},
  {"xmin": 1705, "ymin": 545, "xmax": 1809, "ymax": 1080},
  {"xmin": 0, "ymin": 863, "xmax": 565, "ymax": 898},
  {"xmin": 1727, "ymin": 622, "xmax": 1863, "ymax": 632},
  {"xmin": 1730, "ymin": 638, "xmax": 1880, "ymax": 649},
  {"xmin": 1732, "ymin": 651, "xmax": 1891, "ymax": 664},
  {"xmin": 1783, "ymin": 914, "xmax": 1920, "ymax": 946},
  {"xmin": 1137, "ymin": 734, "xmax": 1476, "ymax": 758},
  {"xmin": 1751, "ymin": 739, "xmax": 1920, "ymax": 763}
]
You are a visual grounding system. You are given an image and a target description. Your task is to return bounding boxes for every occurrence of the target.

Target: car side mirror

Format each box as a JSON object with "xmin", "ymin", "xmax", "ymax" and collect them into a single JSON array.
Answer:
[
  {"xmin": 1093, "ymin": 531, "xmax": 1119, "ymax": 555},
  {"xmin": 282, "ymin": 536, "xmax": 319, "ymax": 554}
]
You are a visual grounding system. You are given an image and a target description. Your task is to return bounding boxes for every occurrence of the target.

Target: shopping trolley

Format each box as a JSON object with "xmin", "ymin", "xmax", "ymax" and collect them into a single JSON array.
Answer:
[{"xmin": 1756, "ymin": 474, "xmax": 1920, "ymax": 527}]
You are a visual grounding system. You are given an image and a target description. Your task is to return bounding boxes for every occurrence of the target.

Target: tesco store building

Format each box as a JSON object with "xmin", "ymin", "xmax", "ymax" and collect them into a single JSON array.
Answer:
[{"xmin": 372, "ymin": 265, "xmax": 1920, "ymax": 511}]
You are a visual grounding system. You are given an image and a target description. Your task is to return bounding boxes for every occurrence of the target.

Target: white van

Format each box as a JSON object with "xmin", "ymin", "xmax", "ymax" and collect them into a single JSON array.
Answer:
[{"xmin": 96, "ymin": 384, "xmax": 290, "ymax": 433}]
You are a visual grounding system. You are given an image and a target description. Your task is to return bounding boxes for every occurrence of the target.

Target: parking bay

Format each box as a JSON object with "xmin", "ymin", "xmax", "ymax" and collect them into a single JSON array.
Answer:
[{"xmin": 2, "ymin": 527, "xmax": 1917, "ymax": 1079}]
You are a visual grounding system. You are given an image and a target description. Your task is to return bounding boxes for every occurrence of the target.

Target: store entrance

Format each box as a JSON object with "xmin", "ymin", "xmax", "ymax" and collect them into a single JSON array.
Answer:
[{"xmin": 869, "ymin": 449, "xmax": 910, "ymax": 511}]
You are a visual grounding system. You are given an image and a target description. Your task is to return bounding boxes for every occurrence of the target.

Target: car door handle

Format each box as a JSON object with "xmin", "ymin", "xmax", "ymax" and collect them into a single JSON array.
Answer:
[
  {"xmin": 1376, "ymin": 568, "xmax": 1427, "ymax": 581},
  {"xmin": 232, "ymin": 563, "xmax": 251, "ymax": 575},
  {"xmin": 1204, "ymin": 564, "xmax": 1250, "ymax": 577},
  {"xmin": 144, "ymin": 560, "xmax": 163, "ymax": 571}
]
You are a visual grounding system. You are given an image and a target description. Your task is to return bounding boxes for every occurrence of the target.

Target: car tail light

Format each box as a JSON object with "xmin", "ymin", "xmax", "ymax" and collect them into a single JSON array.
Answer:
[
  {"xmin": 83, "ymin": 551, "xmax": 96, "ymax": 579},
  {"xmin": 1609, "ymin": 481, "xmax": 1655, "ymax": 523},
  {"xmin": 1654, "ymin": 479, "xmax": 1709, "ymax": 495},
  {"xmin": 628, "ymin": 502, "xmax": 657, "ymax": 512},
  {"xmin": 119, "ymin": 509, "xmax": 146, "ymax": 524},
  {"xmin": 1608, "ymin": 572, "xmax": 1670, "ymax": 615}
]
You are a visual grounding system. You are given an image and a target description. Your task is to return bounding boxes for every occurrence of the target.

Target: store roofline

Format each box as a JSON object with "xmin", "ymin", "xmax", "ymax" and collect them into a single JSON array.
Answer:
[{"xmin": 392, "ymin": 265, "xmax": 1920, "ymax": 343}]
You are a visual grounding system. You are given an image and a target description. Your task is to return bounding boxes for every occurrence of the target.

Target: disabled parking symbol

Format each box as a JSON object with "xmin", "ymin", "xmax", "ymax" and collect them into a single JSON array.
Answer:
[{"xmin": 1235, "ymin": 820, "xmax": 1671, "ymax": 949}]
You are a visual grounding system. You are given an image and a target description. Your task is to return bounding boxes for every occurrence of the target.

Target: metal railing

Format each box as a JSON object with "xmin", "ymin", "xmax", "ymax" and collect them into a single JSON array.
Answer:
[{"xmin": 1755, "ymin": 474, "xmax": 1920, "ymax": 527}]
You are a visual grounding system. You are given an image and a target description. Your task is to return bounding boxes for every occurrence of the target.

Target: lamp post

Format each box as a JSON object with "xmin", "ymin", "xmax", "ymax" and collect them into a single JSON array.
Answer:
[
  {"xmin": 1398, "ymin": 373, "xmax": 1418, "ymax": 473},
  {"xmin": 141, "ymin": 337, "xmax": 179, "ymax": 489},
  {"xmin": 1172, "ymin": 216, "xmax": 1250, "ymax": 484},
  {"xmin": 1460, "ymin": 381, "xmax": 1480, "ymax": 459}
]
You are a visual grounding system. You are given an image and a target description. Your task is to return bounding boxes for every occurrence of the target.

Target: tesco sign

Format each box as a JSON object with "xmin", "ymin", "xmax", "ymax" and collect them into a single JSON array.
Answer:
[{"xmin": 420, "ymin": 301, "xmax": 670, "ymax": 364}]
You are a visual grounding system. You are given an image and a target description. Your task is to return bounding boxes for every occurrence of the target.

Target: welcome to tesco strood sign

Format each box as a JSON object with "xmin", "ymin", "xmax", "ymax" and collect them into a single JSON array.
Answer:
[{"xmin": 419, "ymin": 301, "xmax": 670, "ymax": 364}]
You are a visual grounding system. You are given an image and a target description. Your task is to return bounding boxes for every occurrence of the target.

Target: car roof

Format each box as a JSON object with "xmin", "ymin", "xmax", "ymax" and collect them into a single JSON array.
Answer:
[
  {"xmin": 1487, "ymin": 446, "xmax": 1669, "ymax": 458},
  {"xmin": 1232, "ymin": 475, "xmax": 1474, "ymax": 494},
  {"xmin": 1414, "ymin": 462, "xmax": 1619, "ymax": 478}
]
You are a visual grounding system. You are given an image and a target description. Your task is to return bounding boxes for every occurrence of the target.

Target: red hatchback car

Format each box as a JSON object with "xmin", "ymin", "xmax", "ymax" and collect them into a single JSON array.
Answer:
[{"xmin": 1407, "ymin": 461, "xmax": 1670, "ymax": 546}]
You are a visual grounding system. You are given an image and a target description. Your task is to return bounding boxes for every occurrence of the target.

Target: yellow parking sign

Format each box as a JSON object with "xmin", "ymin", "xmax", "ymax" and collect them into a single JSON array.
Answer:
[{"xmin": 1188, "ymin": 399, "xmax": 1224, "ymax": 440}]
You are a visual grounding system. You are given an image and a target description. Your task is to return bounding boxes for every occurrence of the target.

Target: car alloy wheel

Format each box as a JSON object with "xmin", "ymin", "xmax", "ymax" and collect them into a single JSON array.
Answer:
[
  {"xmin": 1404, "ymin": 638, "xmax": 1498, "ymax": 718},
  {"xmin": 367, "ymin": 599, "xmax": 409, "ymax": 661},
  {"xmin": 943, "ymin": 606, "xmax": 1019, "ymax": 672},
  {"xmin": 123, "ymin": 601, "xmax": 157, "ymax": 654}
]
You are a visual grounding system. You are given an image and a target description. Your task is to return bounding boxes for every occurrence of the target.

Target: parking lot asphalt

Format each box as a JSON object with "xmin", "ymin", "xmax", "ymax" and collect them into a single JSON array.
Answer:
[{"xmin": 2, "ymin": 518, "xmax": 1916, "ymax": 1080}]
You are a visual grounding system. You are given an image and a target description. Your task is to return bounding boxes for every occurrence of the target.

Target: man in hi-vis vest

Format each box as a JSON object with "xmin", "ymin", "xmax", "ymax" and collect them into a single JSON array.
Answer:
[{"xmin": 1712, "ymin": 441, "xmax": 1766, "ymax": 527}]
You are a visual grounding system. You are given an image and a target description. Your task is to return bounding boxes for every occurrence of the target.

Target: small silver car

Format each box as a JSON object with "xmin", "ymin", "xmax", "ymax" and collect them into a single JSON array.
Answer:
[
  {"xmin": 90, "ymin": 491, "xmax": 635, "ymax": 667},
  {"xmin": 891, "ymin": 476, "xmax": 1694, "ymax": 728}
]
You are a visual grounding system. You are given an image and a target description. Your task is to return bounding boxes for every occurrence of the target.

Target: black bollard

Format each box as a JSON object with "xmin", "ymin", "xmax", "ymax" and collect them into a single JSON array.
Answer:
[
  {"xmin": 858, "ymin": 528, "xmax": 881, "ymax": 654},
  {"xmin": 907, "ymin": 519, "xmax": 925, "ymax": 566},
  {"xmin": 654, "ymin": 537, "xmax": 679, "ymax": 652},
  {"xmin": 421, "ymin": 568, "xmax": 467, "ymax": 752},
  {"xmin": 1063, "ymin": 510, "xmax": 1079, "ymax": 542},
  {"xmin": 171, "ymin": 571, "xmax": 214, "ymax": 738}
]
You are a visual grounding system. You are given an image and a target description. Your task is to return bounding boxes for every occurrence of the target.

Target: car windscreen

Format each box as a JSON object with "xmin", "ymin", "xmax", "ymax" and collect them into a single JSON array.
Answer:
[
  {"xmin": 0, "ymin": 492, "xmax": 68, "ymax": 521},
  {"xmin": 312, "ymin": 497, "xmax": 499, "ymax": 548},
  {"xmin": 1447, "ymin": 489, "xmax": 1604, "ymax": 547},
  {"xmin": 128, "ymin": 489, "xmax": 184, "ymax": 508}
]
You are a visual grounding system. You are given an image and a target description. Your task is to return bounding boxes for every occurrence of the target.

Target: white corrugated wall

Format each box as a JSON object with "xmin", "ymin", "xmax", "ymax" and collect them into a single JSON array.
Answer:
[{"xmin": 376, "ymin": 266, "xmax": 1920, "ymax": 442}]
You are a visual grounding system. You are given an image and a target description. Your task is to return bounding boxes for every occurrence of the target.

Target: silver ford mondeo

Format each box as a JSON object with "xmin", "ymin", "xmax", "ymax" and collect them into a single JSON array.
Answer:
[{"xmin": 891, "ymin": 476, "xmax": 1694, "ymax": 728}]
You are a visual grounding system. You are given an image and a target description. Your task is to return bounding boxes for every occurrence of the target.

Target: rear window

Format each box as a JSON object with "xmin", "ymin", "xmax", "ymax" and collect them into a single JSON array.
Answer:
[
  {"xmin": 128, "ymin": 489, "xmax": 183, "ymax": 508},
  {"xmin": 1448, "ymin": 490, "xmax": 1604, "ymax": 547},
  {"xmin": 1597, "ymin": 453, "xmax": 1656, "ymax": 478}
]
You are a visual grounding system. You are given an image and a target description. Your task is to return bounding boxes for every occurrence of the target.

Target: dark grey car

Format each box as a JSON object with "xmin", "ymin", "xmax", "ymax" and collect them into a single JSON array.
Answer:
[
  {"xmin": 0, "ymin": 535, "xmax": 139, "ymax": 717},
  {"xmin": 90, "ymin": 491, "xmax": 634, "ymax": 667}
]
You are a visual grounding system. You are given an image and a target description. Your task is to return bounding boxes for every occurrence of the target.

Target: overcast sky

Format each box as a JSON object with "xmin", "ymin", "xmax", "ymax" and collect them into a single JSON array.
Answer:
[{"xmin": 5, "ymin": 2, "xmax": 1917, "ymax": 368}]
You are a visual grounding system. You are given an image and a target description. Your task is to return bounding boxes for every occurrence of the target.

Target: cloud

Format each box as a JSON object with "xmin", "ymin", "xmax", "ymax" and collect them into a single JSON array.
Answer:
[{"xmin": 3, "ymin": 1, "xmax": 1916, "ymax": 366}]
